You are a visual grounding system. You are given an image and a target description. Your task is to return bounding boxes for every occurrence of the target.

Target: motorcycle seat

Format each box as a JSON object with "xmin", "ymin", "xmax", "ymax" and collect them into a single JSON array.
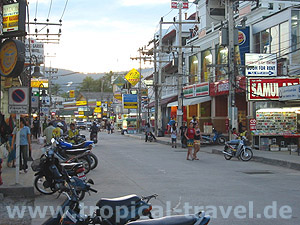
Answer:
[
  {"xmin": 71, "ymin": 142, "xmax": 86, "ymax": 149},
  {"xmin": 96, "ymin": 194, "xmax": 141, "ymax": 209},
  {"xmin": 227, "ymin": 140, "xmax": 240, "ymax": 145},
  {"xmin": 65, "ymin": 148, "xmax": 89, "ymax": 155},
  {"xmin": 60, "ymin": 162, "xmax": 82, "ymax": 170},
  {"xmin": 127, "ymin": 215, "xmax": 197, "ymax": 225}
]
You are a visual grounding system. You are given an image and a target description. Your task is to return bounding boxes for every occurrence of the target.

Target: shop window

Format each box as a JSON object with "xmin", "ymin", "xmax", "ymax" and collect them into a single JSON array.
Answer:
[
  {"xmin": 261, "ymin": 29, "xmax": 270, "ymax": 53},
  {"xmin": 291, "ymin": 11, "xmax": 300, "ymax": 65},
  {"xmin": 253, "ymin": 33, "xmax": 260, "ymax": 53},
  {"xmin": 189, "ymin": 55, "xmax": 199, "ymax": 84},
  {"xmin": 188, "ymin": 104, "xmax": 198, "ymax": 118},
  {"xmin": 280, "ymin": 21, "xmax": 289, "ymax": 58},
  {"xmin": 200, "ymin": 101, "xmax": 211, "ymax": 117},
  {"xmin": 201, "ymin": 49, "xmax": 212, "ymax": 82},
  {"xmin": 216, "ymin": 46, "xmax": 228, "ymax": 81},
  {"xmin": 270, "ymin": 25, "xmax": 279, "ymax": 55}
]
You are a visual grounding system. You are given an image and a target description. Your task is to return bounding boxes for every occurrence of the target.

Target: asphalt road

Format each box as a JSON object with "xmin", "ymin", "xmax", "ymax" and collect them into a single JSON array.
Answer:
[{"xmin": 32, "ymin": 131, "xmax": 300, "ymax": 225}]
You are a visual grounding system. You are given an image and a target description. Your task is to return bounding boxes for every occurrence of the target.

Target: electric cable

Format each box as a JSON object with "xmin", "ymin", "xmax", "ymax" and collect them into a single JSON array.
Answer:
[
  {"xmin": 47, "ymin": 0, "xmax": 53, "ymax": 21},
  {"xmin": 60, "ymin": 0, "xmax": 69, "ymax": 21}
]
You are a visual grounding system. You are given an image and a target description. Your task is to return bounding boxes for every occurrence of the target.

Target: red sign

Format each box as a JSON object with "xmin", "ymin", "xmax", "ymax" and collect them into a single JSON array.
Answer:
[
  {"xmin": 171, "ymin": 0, "xmax": 189, "ymax": 9},
  {"xmin": 248, "ymin": 78, "xmax": 300, "ymax": 100},
  {"xmin": 249, "ymin": 119, "xmax": 256, "ymax": 131},
  {"xmin": 209, "ymin": 76, "xmax": 246, "ymax": 96}
]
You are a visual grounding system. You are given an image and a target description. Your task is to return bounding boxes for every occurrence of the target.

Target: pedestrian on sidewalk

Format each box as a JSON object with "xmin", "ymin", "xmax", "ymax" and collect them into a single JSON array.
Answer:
[
  {"xmin": 171, "ymin": 123, "xmax": 177, "ymax": 148},
  {"xmin": 5, "ymin": 114, "xmax": 15, "ymax": 167},
  {"xmin": 43, "ymin": 122, "xmax": 55, "ymax": 145},
  {"xmin": 107, "ymin": 122, "xmax": 111, "ymax": 134},
  {"xmin": 193, "ymin": 123, "xmax": 202, "ymax": 160},
  {"xmin": 185, "ymin": 122, "xmax": 195, "ymax": 160},
  {"xmin": 11, "ymin": 117, "xmax": 31, "ymax": 173},
  {"xmin": 179, "ymin": 121, "xmax": 188, "ymax": 148}
]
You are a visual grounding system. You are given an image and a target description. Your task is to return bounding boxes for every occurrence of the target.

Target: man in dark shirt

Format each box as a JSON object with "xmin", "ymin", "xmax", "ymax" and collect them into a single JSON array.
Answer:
[{"xmin": 179, "ymin": 121, "xmax": 188, "ymax": 148}]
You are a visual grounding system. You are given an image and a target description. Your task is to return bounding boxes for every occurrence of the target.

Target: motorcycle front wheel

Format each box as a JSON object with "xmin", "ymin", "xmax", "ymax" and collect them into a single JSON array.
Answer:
[
  {"xmin": 77, "ymin": 156, "xmax": 91, "ymax": 174},
  {"xmin": 34, "ymin": 175, "xmax": 56, "ymax": 195},
  {"xmin": 240, "ymin": 148, "xmax": 253, "ymax": 161},
  {"xmin": 223, "ymin": 146, "xmax": 233, "ymax": 160},
  {"xmin": 217, "ymin": 137, "xmax": 226, "ymax": 145},
  {"xmin": 88, "ymin": 153, "xmax": 98, "ymax": 170}
]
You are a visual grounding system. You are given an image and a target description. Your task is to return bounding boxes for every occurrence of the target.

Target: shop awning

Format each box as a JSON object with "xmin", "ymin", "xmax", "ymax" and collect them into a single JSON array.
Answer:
[
  {"xmin": 167, "ymin": 96, "xmax": 211, "ymax": 107},
  {"xmin": 147, "ymin": 95, "xmax": 177, "ymax": 108}
]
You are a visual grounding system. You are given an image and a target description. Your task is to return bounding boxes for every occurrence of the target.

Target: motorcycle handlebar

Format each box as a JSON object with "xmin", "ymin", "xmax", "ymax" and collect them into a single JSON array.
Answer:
[{"xmin": 89, "ymin": 188, "xmax": 98, "ymax": 193}]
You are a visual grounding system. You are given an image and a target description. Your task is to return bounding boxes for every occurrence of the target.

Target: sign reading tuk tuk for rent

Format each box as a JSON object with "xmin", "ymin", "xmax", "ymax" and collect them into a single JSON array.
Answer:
[{"xmin": 125, "ymin": 69, "xmax": 142, "ymax": 87}]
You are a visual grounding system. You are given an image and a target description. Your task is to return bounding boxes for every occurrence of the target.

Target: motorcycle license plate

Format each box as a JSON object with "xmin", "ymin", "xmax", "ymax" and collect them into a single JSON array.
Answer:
[{"xmin": 77, "ymin": 172, "xmax": 86, "ymax": 180}]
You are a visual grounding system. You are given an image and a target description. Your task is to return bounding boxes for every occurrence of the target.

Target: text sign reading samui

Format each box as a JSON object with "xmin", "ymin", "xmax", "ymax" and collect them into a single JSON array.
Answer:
[
  {"xmin": 245, "ymin": 53, "xmax": 277, "ymax": 76},
  {"xmin": 125, "ymin": 68, "xmax": 142, "ymax": 87},
  {"xmin": 248, "ymin": 78, "xmax": 300, "ymax": 100}
]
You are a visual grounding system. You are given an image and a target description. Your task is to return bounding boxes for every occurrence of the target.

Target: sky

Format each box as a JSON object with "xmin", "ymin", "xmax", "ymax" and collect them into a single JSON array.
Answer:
[{"xmin": 27, "ymin": 0, "xmax": 197, "ymax": 74}]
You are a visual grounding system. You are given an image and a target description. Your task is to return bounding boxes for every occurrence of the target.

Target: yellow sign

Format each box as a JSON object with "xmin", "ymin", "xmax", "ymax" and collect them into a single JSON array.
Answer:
[
  {"xmin": 31, "ymin": 79, "xmax": 49, "ymax": 88},
  {"xmin": 124, "ymin": 102, "xmax": 138, "ymax": 109},
  {"xmin": 94, "ymin": 107, "xmax": 102, "ymax": 113},
  {"xmin": 97, "ymin": 101, "xmax": 101, "ymax": 106},
  {"xmin": 114, "ymin": 94, "xmax": 122, "ymax": 101},
  {"xmin": 76, "ymin": 101, "xmax": 87, "ymax": 106},
  {"xmin": 125, "ymin": 68, "xmax": 143, "ymax": 87},
  {"xmin": 69, "ymin": 90, "xmax": 75, "ymax": 98},
  {"xmin": 0, "ymin": 40, "xmax": 18, "ymax": 76},
  {"xmin": 79, "ymin": 111, "xmax": 84, "ymax": 115},
  {"xmin": 3, "ymin": 3, "xmax": 19, "ymax": 33}
]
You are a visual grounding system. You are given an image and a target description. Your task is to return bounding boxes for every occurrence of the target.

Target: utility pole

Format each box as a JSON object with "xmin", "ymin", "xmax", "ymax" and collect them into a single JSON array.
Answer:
[
  {"xmin": 177, "ymin": 1, "xmax": 183, "ymax": 129},
  {"xmin": 157, "ymin": 19, "xmax": 163, "ymax": 136},
  {"xmin": 227, "ymin": 0, "xmax": 236, "ymax": 139},
  {"xmin": 153, "ymin": 34, "xmax": 159, "ymax": 136}
]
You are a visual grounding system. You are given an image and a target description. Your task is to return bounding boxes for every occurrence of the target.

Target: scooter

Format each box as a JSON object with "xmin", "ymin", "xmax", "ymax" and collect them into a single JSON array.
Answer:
[
  {"xmin": 201, "ymin": 128, "xmax": 226, "ymax": 145},
  {"xmin": 222, "ymin": 136, "xmax": 253, "ymax": 161},
  {"xmin": 57, "ymin": 138, "xmax": 98, "ymax": 170},
  {"xmin": 90, "ymin": 131, "xmax": 98, "ymax": 144}
]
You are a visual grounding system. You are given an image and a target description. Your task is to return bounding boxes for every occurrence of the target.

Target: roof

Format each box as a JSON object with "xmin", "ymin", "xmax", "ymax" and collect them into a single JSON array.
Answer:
[
  {"xmin": 78, "ymin": 92, "xmax": 114, "ymax": 101},
  {"xmin": 147, "ymin": 95, "xmax": 177, "ymax": 108}
]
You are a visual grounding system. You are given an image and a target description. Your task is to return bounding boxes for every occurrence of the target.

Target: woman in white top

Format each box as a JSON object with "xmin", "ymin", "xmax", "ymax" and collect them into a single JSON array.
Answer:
[{"xmin": 171, "ymin": 123, "xmax": 177, "ymax": 148}]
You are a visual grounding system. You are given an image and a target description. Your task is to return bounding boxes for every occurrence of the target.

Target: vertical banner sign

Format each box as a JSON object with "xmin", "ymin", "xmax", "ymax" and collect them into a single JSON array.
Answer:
[
  {"xmin": 249, "ymin": 119, "xmax": 256, "ymax": 131},
  {"xmin": 69, "ymin": 90, "xmax": 75, "ymax": 98}
]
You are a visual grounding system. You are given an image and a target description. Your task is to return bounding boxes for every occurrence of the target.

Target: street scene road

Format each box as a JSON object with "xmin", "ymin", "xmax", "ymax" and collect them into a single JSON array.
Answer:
[{"xmin": 31, "ymin": 131, "xmax": 300, "ymax": 225}]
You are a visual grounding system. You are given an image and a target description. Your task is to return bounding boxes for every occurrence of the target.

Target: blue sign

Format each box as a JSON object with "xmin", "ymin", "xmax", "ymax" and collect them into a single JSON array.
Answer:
[
  {"xmin": 123, "ymin": 94, "xmax": 138, "ymax": 102},
  {"xmin": 238, "ymin": 27, "xmax": 250, "ymax": 66}
]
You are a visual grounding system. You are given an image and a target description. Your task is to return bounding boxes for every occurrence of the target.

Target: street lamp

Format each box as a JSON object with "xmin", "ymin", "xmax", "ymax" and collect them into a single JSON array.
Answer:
[{"xmin": 38, "ymin": 83, "xmax": 45, "ymax": 137}]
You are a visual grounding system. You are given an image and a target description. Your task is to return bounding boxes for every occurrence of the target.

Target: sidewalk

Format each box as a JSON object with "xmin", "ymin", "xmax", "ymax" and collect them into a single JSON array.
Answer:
[
  {"xmin": 124, "ymin": 133, "xmax": 300, "ymax": 171},
  {"xmin": 0, "ymin": 140, "xmax": 42, "ymax": 197}
]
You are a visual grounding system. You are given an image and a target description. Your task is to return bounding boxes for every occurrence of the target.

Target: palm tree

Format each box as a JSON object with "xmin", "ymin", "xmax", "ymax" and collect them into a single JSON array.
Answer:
[{"xmin": 51, "ymin": 83, "xmax": 61, "ymax": 96}]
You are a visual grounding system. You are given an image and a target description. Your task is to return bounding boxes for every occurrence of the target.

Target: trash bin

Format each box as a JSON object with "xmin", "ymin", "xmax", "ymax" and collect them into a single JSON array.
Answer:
[{"xmin": 158, "ymin": 129, "xmax": 164, "ymax": 137}]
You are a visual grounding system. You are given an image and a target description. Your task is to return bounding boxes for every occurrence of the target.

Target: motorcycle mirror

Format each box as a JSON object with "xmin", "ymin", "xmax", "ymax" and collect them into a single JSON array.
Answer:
[{"xmin": 87, "ymin": 179, "xmax": 94, "ymax": 185}]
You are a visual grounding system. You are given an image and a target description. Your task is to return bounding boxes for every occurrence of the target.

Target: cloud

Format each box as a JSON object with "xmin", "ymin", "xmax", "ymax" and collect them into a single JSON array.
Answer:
[{"xmin": 120, "ymin": 0, "xmax": 170, "ymax": 6}]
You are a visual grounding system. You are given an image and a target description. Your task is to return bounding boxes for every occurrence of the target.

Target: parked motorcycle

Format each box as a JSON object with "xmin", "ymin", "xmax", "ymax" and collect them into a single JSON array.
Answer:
[
  {"xmin": 90, "ymin": 131, "xmax": 98, "ymax": 144},
  {"xmin": 222, "ymin": 136, "xmax": 253, "ymax": 161},
  {"xmin": 43, "ymin": 187, "xmax": 157, "ymax": 225},
  {"xmin": 32, "ymin": 145, "xmax": 95, "ymax": 200},
  {"xmin": 146, "ymin": 132, "xmax": 154, "ymax": 142},
  {"xmin": 57, "ymin": 137, "xmax": 98, "ymax": 170},
  {"xmin": 202, "ymin": 128, "xmax": 226, "ymax": 145}
]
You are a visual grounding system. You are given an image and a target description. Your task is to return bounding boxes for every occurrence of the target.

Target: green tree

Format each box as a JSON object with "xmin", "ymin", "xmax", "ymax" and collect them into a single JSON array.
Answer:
[{"xmin": 51, "ymin": 83, "xmax": 62, "ymax": 96}]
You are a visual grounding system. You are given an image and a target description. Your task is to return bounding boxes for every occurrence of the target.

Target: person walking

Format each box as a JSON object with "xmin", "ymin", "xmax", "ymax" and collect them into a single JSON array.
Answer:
[
  {"xmin": 179, "ymin": 121, "xmax": 188, "ymax": 148},
  {"xmin": 193, "ymin": 123, "xmax": 202, "ymax": 160},
  {"xmin": 107, "ymin": 121, "xmax": 111, "ymax": 134},
  {"xmin": 170, "ymin": 123, "xmax": 177, "ymax": 148},
  {"xmin": 43, "ymin": 122, "xmax": 55, "ymax": 145},
  {"xmin": 6, "ymin": 114, "xmax": 16, "ymax": 167},
  {"xmin": 145, "ymin": 123, "xmax": 156, "ymax": 142},
  {"xmin": 11, "ymin": 117, "xmax": 31, "ymax": 173},
  {"xmin": 32, "ymin": 117, "xmax": 39, "ymax": 139},
  {"xmin": 185, "ymin": 122, "xmax": 195, "ymax": 160}
]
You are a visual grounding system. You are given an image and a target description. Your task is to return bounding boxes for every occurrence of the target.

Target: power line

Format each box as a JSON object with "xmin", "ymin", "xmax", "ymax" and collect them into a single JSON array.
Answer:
[
  {"xmin": 47, "ymin": 0, "xmax": 53, "ymax": 21},
  {"xmin": 60, "ymin": 0, "xmax": 69, "ymax": 21}
]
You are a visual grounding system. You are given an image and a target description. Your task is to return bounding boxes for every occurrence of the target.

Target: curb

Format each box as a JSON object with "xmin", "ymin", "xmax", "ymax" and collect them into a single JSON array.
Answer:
[
  {"xmin": 212, "ymin": 148, "xmax": 300, "ymax": 171},
  {"xmin": 0, "ymin": 185, "xmax": 35, "ymax": 198}
]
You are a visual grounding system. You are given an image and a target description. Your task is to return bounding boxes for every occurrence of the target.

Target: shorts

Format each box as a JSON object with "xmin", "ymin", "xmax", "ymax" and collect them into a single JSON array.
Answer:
[
  {"xmin": 171, "ymin": 138, "xmax": 177, "ymax": 143},
  {"xmin": 194, "ymin": 140, "xmax": 201, "ymax": 145},
  {"xmin": 187, "ymin": 139, "xmax": 194, "ymax": 147}
]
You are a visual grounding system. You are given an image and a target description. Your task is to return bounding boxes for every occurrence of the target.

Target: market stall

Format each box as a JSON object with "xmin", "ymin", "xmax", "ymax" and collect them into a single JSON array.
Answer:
[{"xmin": 252, "ymin": 107, "xmax": 300, "ymax": 152}]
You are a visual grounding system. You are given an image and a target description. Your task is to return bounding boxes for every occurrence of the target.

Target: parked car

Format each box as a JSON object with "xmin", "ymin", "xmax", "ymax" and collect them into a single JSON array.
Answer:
[{"xmin": 76, "ymin": 121, "xmax": 86, "ymax": 130}]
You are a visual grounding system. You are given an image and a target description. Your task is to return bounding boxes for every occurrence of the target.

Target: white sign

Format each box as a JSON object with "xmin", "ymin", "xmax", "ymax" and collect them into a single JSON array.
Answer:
[
  {"xmin": 40, "ymin": 107, "xmax": 50, "ymax": 115},
  {"xmin": 9, "ymin": 87, "xmax": 28, "ymax": 106},
  {"xmin": 245, "ymin": 53, "xmax": 277, "ymax": 76},
  {"xmin": 25, "ymin": 39, "xmax": 44, "ymax": 65},
  {"xmin": 31, "ymin": 96, "xmax": 38, "ymax": 108},
  {"xmin": 279, "ymin": 84, "xmax": 300, "ymax": 101},
  {"xmin": 8, "ymin": 105, "xmax": 28, "ymax": 114}
]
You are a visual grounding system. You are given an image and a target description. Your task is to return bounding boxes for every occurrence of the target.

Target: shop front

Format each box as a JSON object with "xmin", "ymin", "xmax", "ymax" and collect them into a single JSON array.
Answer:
[
  {"xmin": 248, "ymin": 78, "xmax": 300, "ymax": 151},
  {"xmin": 210, "ymin": 76, "xmax": 247, "ymax": 133}
]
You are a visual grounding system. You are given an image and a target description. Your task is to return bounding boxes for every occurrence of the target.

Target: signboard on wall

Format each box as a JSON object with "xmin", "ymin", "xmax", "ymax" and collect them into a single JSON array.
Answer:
[
  {"xmin": 123, "ymin": 94, "xmax": 138, "ymax": 109},
  {"xmin": 248, "ymin": 78, "xmax": 300, "ymax": 100},
  {"xmin": 183, "ymin": 82, "xmax": 209, "ymax": 98},
  {"xmin": 279, "ymin": 84, "xmax": 300, "ymax": 101},
  {"xmin": 25, "ymin": 39, "xmax": 44, "ymax": 65},
  {"xmin": 245, "ymin": 53, "xmax": 277, "ymax": 76},
  {"xmin": 210, "ymin": 76, "xmax": 246, "ymax": 96}
]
